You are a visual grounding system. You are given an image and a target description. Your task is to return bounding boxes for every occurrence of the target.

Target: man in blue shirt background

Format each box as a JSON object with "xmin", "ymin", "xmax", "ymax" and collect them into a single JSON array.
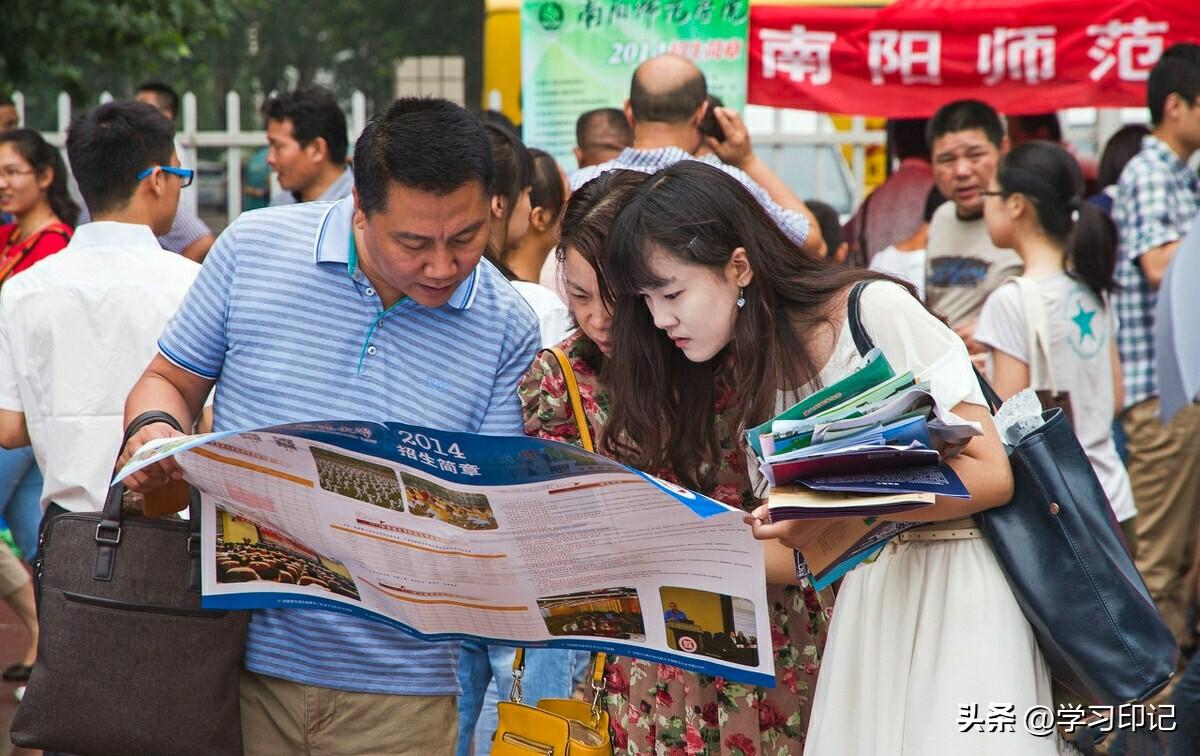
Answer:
[{"xmin": 120, "ymin": 97, "xmax": 540, "ymax": 754}]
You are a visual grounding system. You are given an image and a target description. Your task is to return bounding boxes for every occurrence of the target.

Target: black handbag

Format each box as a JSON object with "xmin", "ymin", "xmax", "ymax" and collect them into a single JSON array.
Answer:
[
  {"xmin": 10, "ymin": 414, "xmax": 249, "ymax": 756},
  {"xmin": 847, "ymin": 281, "xmax": 1178, "ymax": 705}
]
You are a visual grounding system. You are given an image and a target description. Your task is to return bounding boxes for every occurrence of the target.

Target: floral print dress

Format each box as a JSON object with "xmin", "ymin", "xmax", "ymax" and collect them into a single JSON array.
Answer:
[{"xmin": 519, "ymin": 332, "xmax": 834, "ymax": 756}]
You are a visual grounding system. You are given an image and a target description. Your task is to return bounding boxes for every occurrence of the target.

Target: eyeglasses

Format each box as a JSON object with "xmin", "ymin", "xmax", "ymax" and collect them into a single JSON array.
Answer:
[
  {"xmin": 136, "ymin": 165, "xmax": 194, "ymax": 188},
  {"xmin": 0, "ymin": 167, "xmax": 35, "ymax": 181}
]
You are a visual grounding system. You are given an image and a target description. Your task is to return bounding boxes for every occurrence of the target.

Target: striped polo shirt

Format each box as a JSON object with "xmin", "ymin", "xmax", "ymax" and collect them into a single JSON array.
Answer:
[{"xmin": 158, "ymin": 197, "xmax": 540, "ymax": 695}]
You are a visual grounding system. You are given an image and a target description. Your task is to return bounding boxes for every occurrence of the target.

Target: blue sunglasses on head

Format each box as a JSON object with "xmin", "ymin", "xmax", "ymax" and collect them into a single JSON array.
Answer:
[{"xmin": 136, "ymin": 165, "xmax": 194, "ymax": 188}]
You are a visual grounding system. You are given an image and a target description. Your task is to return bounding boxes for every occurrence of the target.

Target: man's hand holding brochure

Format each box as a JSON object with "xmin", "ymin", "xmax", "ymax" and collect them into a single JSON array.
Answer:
[{"xmin": 746, "ymin": 348, "xmax": 981, "ymax": 589}]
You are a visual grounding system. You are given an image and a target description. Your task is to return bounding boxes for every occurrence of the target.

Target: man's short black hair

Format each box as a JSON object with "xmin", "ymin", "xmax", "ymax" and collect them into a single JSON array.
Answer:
[
  {"xmin": 888, "ymin": 118, "xmax": 929, "ymax": 161},
  {"xmin": 66, "ymin": 101, "xmax": 175, "ymax": 216},
  {"xmin": 354, "ymin": 97, "xmax": 493, "ymax": 217},
  {"xmin": 575, "ymin": 108, "xmax": 632, "ymax": 148},
  {"xmin": 263, "ymin": 86, "xmax": 349, "ymax": 165},
  {"xmin": 926, "ymin": 99, "xmax": 1005, "ymax": 150},
  {"xmin": 629, "ymin": 67, "xmax": 707, "ymax": 124},
  {"xmin": 1148, "ymin": 43, "xmax": 1200, "ymax": 125},
  {"xmin": 136, "ymin": 80, "xmax": 180, "ymax": 119},
  {"xmin": 0, "ymin": 93, "xmax": 14, "ymax": 108}
]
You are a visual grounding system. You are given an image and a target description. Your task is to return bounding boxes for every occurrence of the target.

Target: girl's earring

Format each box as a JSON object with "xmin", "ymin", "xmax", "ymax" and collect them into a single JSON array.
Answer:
[{"xmin": 736, "ymin": 287, "xmax": 746, "ymax": 309}]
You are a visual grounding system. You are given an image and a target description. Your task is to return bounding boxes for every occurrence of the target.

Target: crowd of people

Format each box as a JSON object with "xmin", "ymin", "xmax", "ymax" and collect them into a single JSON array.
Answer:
[
  {"xmin": 0, "ymin": 38, "xmax": 1197, "ymax": 756},
  {"xmin": 216, "ymin": 537, "xmax": 362, "ymax": 601},
  {"xmin": 311, "ymin": 448, "xmax": 406, "ymax": 511},
  {"xmin": 403, "ymin": 478, "xmax": 497, "ymax": 531},
  {"xmin": 544, "ymin": 609, "xmax": 645, "ymax": 642}
]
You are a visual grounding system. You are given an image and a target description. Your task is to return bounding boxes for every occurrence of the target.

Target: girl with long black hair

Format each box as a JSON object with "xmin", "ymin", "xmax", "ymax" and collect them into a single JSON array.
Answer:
[
  {"xmin": 600, "ymin": 161, "xmax": 1064, "ymax": 755},
  {"xmin": 974, "ymin": 140, "xmax": 1135, "ymax": 545},
  {"xmin": 522, "ymin": 168, "xmax": 836, "ymax": 754}
]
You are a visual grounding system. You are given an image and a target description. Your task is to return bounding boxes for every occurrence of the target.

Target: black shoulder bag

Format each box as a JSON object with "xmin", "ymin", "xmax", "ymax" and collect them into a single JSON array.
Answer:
[
  {"xmin": 846, "ymin": 280, "xmax": 1177, "ymax": 705},
  {"xmin": 11, "ymin": 412, "xmax": 249, "ymax": 756}
]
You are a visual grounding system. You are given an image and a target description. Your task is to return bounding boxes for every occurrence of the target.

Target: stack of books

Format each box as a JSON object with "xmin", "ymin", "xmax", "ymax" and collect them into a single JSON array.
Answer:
[{"xmin": 747, "ymin": 348, "xmax": 979, "ymax": 588}]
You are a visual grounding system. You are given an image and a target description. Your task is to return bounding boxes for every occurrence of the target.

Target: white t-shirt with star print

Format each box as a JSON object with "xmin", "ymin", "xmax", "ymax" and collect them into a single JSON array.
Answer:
[{"xmin": 976, "ymin": 272, "xmax": 1135, "ymax": 522}]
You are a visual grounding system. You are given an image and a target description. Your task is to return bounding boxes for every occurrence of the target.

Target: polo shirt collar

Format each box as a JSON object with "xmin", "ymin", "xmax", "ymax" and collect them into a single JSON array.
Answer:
[
  {"xmin": 312, "ymin": 196, "xmax": 479, "ymax": 311},
  {"xmin": 621, "ymin": 145, "xmax": 691, "ymax": 166},
  {"xmin": 70, "ymin": 221, "xmax": 160, "ymax": 249}
]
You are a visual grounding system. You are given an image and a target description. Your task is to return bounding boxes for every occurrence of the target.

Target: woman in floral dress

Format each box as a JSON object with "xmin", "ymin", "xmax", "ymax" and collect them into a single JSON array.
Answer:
[{"xmin": 519, "ymin": 170, "xmax": 833, "ymax": 756}]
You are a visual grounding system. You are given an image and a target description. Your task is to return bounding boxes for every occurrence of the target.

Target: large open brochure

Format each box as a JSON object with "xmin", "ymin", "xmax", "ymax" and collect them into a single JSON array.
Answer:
[{"xmin": 116, "ymin": 420, "xmax": 776, "ymax": 686}]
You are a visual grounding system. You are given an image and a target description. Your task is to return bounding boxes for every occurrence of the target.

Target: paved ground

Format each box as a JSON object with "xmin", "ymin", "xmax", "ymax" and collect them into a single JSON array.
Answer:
[{"xmin": 1, "ymin": 564, "xmax": 39, "ymax": 756}]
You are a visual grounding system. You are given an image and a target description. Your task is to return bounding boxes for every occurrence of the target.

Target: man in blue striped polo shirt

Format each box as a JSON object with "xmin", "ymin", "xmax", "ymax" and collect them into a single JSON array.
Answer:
[{"xmin": 121, "ymin": 98, "xmax": 540, "ymax": 754}]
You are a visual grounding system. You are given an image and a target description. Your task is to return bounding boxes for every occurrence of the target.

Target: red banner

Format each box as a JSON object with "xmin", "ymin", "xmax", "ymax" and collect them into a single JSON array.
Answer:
[{"xmin": 749, "ymin": 0, "xmax": 1200, "ymax": 116}]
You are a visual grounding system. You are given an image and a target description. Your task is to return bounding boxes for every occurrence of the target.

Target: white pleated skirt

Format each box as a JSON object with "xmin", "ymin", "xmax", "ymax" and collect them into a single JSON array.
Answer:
[{"xmin": 803, "ymin": 537, "xmax": 1073, "ymax": 756}]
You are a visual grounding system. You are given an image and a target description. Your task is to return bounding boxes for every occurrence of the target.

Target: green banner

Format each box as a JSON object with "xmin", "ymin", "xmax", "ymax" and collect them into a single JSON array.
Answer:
[{"xmin": 521, "ymin": 1, "xmax": 750, "ymax": 169}]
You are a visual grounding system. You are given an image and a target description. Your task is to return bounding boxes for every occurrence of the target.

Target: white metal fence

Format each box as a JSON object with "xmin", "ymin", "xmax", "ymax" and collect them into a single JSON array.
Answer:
[
  {"xmin": 12, "ymin": 89, "xmax": 370, "ymax": 225},
  {"xmin": 11, "ymin": 89, "xmax": 1136, "ymax": 225}
]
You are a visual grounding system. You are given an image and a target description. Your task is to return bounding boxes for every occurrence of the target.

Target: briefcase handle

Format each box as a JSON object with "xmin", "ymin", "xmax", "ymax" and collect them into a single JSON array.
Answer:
[{"xmin": 95, "ymin": 412, "xmax": 202, "ymax": 589}]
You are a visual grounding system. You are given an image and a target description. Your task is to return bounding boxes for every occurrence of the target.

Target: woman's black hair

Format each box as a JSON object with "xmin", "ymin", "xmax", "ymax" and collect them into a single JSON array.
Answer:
[
  {"xmin": 484, "ymin": 122, "xmax": 531, "ymax": 226},
  {"xmin": 528, "ymin": 148, "xmax": 565, "ymax": 222},
  {"xmin": 482, "ymin": 121, "xmax": 532, "ymax": 279},
  {"xmin": 0, "ymin": 128, "xmax": 79, "ymax": 227},
  {"xmin": 601, "ymin": 161, "xmax": 900, "ymax": 490},
  {"xmin": 482, "ymin": 122, "xmax": 533, "ymax": 281},
  {"xmin": 1096, "ymin": 124, "xmax": 1150, "ymax": 189},
  {"xmin": 996, "ymin": 140, "xmax": 1116, "ymax": 299}
]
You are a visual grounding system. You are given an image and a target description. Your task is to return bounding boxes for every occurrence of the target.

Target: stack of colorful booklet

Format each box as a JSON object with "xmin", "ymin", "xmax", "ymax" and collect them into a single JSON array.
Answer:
[{"xmin": 747, "ymin": 348, "xmax": 979, "ymax": 588}]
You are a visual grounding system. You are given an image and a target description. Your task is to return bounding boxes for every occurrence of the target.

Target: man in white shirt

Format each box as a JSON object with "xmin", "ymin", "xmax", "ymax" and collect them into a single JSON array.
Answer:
[
  {"xmin": 134, "ymin": 81, "xmax": 216, "ymax": 263},
  {"xmin": 0, "ymin": 100, "xmax": 199, "ymax": 525}
]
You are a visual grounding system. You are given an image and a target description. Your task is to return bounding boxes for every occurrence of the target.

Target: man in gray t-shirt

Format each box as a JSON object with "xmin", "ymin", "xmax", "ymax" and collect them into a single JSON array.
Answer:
[{"xmin": 923, "ymin": 100, "xmax": 1023, "ymax": 343}]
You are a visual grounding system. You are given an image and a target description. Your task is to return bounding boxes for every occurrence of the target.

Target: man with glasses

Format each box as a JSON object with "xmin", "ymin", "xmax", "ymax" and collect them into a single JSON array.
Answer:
[
  {"xmin": 923, "ymin": 99, "xmax": 1023, "ymax": 356},
  {"xmin": 0, "ymin": 101, "xmax": 199, "ymax": 539},
  {"xmin": 134, "ymin": 80, "xmax": 215, "ymax": 263}
]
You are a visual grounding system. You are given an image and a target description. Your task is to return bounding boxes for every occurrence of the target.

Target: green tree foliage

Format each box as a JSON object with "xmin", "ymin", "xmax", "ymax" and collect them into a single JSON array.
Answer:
[
  {"xmin": 1, "ymin": 0, "xmax": 240, "ymax": 96},
  {"xmin": 5, "ymin": 0, "xmax": 483, "ymax": 130}
]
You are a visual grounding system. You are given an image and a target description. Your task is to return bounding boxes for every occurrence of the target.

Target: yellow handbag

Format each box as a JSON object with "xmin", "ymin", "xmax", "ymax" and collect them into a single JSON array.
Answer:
[
  {"xmin": 491, "ymin": 347, "xmax": 612, "ymax": 756},
  {"xmin": 492, "ymin": 648, "xmax": 612, "ymax": 756}
]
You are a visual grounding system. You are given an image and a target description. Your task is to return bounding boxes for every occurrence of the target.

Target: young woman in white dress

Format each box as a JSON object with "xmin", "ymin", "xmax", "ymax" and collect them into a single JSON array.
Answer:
[{"xmin": 599, "ymin": 161, "xmax": 1067, "ymax": 756}]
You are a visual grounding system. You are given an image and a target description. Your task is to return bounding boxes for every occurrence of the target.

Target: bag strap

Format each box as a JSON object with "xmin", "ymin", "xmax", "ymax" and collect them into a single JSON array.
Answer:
[
  {"xmin": 1008, "ymin": 277, "xmax": 1059, "ymax": 396},
  {"xmin": 848, "ymin": 279, "xmax": 1004, "ymax": 415},
  {"xmin": 511, "ymin": 350, "xmax": 607, "ymax": 717},
  {"xmin": 509, "ymin": 648, "xmax": 609, "ymax": 720},
  {"xmin": 847, "ymin": 280, "xmax": 874, "ymax": 356},
  {"xmin": 0, "ymin": 222, "xmax": 72, "ymax": 283},
  {"xmin": 0, "ymin": 243, "xmax": 28, "ymax": 282},
  {"xmin": 96, "ymin": 411, "xmax": 198, "ymax": 585},
  {"xmin": 543, "ymin": 346, "xmax": 595, "ymax": 452}
]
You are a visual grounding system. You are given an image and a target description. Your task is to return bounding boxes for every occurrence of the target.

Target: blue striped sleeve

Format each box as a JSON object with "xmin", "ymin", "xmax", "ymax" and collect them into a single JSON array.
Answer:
[
  {"xmin": 704, "ymin": 157, "xmax": 810, "ymax": 246},
  {"xmin": 158, "ymin": 219, "xmax": 239, "ymax": 379},
  {"xmin": 477, "ymin": 310, "xmax": 540, "ymax": 435}
]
